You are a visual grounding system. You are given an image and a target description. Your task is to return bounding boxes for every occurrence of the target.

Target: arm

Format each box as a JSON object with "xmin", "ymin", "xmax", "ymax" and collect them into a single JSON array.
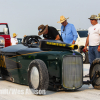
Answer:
[
  {"xmin": 16, "ymin": 42, "xmax": 18, "ymax": 44},
  {"xmin": 72, "ymin": 40, "xmax": 76, "ymax": 44},
  {"xmin": 97, "ymin": 29, "xmax": 100, "ymax": 52},
  {"xmin": 55, "ymin": 35, "xmax": 60, "ymax": 40},
  {"xmin": 84, "ymin": 35, "xmax": 89, "ymax": 50},
  {"xmin": 71, "ymin": 25, "xmax": 78, "ymax": 44},
  {"xmin": 52, "ymin": 27, "xmax": 61, "ymax": 40},
  {"xmin": 16, "ymin": 39, "xmax": 18, "ymax": 44},
  {"xmin": 11, "ymin": 38, "xmax": 12, "ymax": 46}
]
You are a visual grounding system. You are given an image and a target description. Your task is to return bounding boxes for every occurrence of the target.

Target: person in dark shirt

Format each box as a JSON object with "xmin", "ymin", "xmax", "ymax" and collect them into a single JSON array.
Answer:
[{"xmin": 38, "ymin": 24, "xmax": 63, "ymax": 41}]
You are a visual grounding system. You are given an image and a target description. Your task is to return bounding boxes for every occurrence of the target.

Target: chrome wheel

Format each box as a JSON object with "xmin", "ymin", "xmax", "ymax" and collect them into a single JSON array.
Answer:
[
  {"xmin": 28, "ymin": 59, "xmax": 49, "ymax": 94},
  {"xmin": 81, "ymin": 52, "xmax": 86, "ymax": 62},
  {"xmin": 30, "ymin": 66, "xmax": 39, "ymax": 89}
]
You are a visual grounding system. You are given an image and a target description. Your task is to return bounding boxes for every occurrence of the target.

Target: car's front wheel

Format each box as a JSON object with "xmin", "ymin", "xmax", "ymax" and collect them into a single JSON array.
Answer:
[{"xmin": 28, "ymin": 59, "xmax": 49, "ymax": 95}]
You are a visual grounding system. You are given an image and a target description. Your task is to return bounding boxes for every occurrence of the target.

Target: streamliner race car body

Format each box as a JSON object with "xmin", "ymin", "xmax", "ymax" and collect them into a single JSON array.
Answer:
[{"xmin": 0, "ymin": 35, "xmax": 100, "ymax": 95}]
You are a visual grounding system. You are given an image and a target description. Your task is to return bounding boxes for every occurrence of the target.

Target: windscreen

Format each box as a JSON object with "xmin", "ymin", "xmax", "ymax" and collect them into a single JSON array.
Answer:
[
  {"xmin": 0, "ymin": 25, "xmax": 8, "ymax": 35},
  {"xmin": 77, "ymin": 31, "xmax": 88, "ymax": 37},
  {"xmin": 0, "ymin": 25, "xmax": 7, "ymax": 32}
]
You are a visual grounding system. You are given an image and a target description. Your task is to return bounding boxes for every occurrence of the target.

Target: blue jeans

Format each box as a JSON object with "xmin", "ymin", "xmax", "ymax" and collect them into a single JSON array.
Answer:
[{"xmin": 89, "ymin": 46, "xmax": 100, "ymax": 65}]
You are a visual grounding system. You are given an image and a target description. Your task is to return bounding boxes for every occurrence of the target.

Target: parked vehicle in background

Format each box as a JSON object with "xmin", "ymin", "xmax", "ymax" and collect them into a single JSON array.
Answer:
[
  {"xmin": 0, "ymin": 23, "xmax": 11, "ymax": 48},
  {"xmin": 75, "ymin": 30, "xmax": 89, "ymax": 63},
  {"xmin": 17, "ymin": 38, "xmax": 22, "ymax": 44}
]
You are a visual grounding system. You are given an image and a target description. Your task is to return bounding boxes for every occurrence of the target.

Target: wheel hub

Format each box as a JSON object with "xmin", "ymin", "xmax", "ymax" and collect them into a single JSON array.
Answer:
[
  {"xmin": 30, "ymin": 66, "xmax": 39, "ymax": 89},
  {"xmin": 81, "ymin": 52, "xmax": 86, "ymax": 62}
]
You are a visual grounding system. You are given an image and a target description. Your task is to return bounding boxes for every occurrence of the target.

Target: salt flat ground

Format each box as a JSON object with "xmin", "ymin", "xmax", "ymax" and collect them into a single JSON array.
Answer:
[{"xmin": 0, "ymin": 64, "xmax": 100, "ymax": 100}]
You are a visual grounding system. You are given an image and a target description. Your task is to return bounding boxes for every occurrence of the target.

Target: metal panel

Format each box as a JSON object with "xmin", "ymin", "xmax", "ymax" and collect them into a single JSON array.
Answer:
[
  {"xmin": 62, "ymin": 55, "xmax": 83, "ymax": 90},
  {"xmin": 5, "ymin": 57, "xmax": 22, "ymax": 69}
]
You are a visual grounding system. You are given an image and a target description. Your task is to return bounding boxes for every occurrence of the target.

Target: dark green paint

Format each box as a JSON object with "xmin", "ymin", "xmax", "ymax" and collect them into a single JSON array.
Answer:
[{"xmin": 3, "ymin": 50, "xmax": 81, "ymax": 86}]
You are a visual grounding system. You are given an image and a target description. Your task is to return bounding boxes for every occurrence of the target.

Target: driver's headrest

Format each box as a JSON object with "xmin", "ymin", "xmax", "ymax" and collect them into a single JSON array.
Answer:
[{"xmin": 3, "ymin": 28, "xmax": 8, "ymax": 35}]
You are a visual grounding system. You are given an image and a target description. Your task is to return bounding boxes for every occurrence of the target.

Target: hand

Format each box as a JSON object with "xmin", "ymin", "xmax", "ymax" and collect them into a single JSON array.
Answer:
[
  {"xmin": 72, "ymin": 40, "xmax": 75, "ymax": 44},
  {"xmin": 83, "ymin": 46, "xmax": 87, "ymax": 51},
  {"xmin": 55, "ymin": 35, "xmax": 60, "ymax": 40},
  {"xmin": 97, "ymin": 45, "xmax": 100, "ymax": 52},
  {"xmin": 44, "ymin": 38, "xmax": 47, "ymax": 40}
]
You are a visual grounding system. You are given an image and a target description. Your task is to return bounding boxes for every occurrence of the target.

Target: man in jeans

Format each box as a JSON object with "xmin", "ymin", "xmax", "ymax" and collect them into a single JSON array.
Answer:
[{"xmin": 84, "ymin": 15, "xmax": 100, "ymax": 76}]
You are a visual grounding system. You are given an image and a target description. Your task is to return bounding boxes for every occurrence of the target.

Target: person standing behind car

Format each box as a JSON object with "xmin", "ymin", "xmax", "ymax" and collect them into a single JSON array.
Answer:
[
  {"xmin": 11, "ymin": 33, "xmax": 18, "ymax": 45},
  {"xmin": 96, "ymin": 13, "xmax": 100, "ymax": 20},
  {"xmin": 57, "ymin": 15, "xmax": 78, "ymax": 44},
  {"xmin": 38, "ymin": 24, "xmax": 63, "ymax": 41},
  {"xmin": 96, "ymin": 13, "xmax": 100, "ymax": 51},
  {"xmin": 84, "ymin": 15, "xmax": 100, "ymax": 65}
]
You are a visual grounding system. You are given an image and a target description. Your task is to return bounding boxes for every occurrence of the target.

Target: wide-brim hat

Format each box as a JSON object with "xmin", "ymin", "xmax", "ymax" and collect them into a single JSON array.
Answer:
[
  {"xmin": 57, "ymin": 15, "xmax": 69, "ymax": 23},
  {"xmin": 23, "ymin": 35, "xmax": 26, "ymax": 37},
  {"xmin": 88, "ymin": 15, "xmax": 98, "ymax": 20},
  {"xmin": 96, "ymin": 13, "xmax": 100, "ymax": 19},
  {"xmin": 13, "ymin": 33, "xmax": 17, "ymax": 37},
  {"xmin": 38, "ymin": 25, "xmax": 48, "ymax": 35}
]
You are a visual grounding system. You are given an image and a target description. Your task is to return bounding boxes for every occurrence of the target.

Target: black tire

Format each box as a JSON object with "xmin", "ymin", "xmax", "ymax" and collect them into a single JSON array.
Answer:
[
  {"xmin": 80, "ymin": 51, "xmax": 89, "ymax": 63},
  {"xmin": 28, "ymin": 59, "xmax": 49, "ymax": 95},
  {"xmin": 89, "ymin": 58, "xmax": 100, "ymax": 89}
]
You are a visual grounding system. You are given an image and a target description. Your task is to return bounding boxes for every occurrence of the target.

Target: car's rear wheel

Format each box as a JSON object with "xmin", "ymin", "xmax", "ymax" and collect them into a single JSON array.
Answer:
[
  {"xmin": 28, "ymin": 59, "xmax": 49, "ymax": 95},
  {"xmin": 90, "ymin": 58, "xmax": 100, "ymax": 89}
]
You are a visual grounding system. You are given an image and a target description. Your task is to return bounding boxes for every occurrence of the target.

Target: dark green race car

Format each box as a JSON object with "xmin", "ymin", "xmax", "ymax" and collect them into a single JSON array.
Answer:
[{"xmin": 0, "ymin": 35, "xmax": 100, "ymax": 95}]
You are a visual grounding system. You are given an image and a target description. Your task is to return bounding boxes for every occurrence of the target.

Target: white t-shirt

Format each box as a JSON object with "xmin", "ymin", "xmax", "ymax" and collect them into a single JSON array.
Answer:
[
  {"xmin": 11, "ymin": 38, "xmax": 18, "ymax": 45},
  {"xmin": 88, "ymin": 23, "xmax": 100, "ymax": 46}
]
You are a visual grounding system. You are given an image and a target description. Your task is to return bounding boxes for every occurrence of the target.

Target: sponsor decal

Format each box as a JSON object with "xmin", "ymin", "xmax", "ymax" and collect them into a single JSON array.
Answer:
[{"xmin": 46, "ymin": 42, "xmax": 66, "ymax": 47}]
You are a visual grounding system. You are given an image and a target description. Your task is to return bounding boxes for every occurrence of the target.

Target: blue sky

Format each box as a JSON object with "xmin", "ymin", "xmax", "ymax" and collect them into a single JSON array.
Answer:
[{"xmin": 0, "ymin": 0, "xmax": 100, "ymax": 38}]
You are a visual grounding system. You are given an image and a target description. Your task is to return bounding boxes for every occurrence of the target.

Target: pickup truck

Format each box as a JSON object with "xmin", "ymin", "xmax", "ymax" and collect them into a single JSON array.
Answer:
[
  {"xmin": 0, "ymin": 23, "xmax": 11, "ymax": 48},
  {"xmin": 75, "ymin": 30, "xmax": 89, "ymax": 63}
]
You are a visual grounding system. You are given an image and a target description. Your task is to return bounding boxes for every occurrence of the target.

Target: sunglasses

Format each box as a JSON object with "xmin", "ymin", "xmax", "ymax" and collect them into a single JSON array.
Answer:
[{"xmin": 90, "ymin": 19, "xmax": 94, "ymax": 20}]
